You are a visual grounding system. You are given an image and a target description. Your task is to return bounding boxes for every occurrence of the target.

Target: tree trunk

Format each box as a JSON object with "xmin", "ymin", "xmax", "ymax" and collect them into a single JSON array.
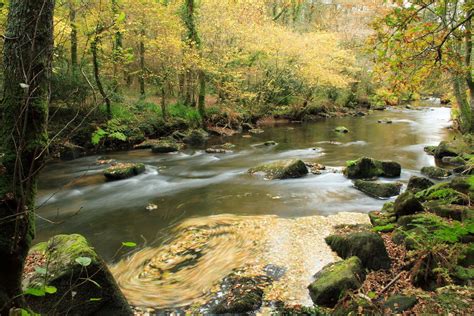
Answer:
[
  {"xmin": 0, "ymin": 0, "xmax": 55, "ymax": 313},
  {"xmin": 198, "ymin": 70, "xmax": 206, "ymax": 120},
  {"xmin": 161, "ymin": 85, "xmax": 167, "ymax": 121},
  {"xmin": 112, "ymin": 0, "xmax": 123, "ymax": 94},
  {"xmin": 70, "ymin": 3, "xmax": 78, "ymax": 73},
  {"xmin": 139, "ymin": 28, "xmax": 146, "ymax": 98},
  {"xmin": 91, "ymin": 36, "xmax": 112, "ymax": 118}
]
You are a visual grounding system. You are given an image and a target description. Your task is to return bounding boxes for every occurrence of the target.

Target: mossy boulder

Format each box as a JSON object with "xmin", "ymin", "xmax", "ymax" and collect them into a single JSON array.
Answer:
[
  {"xmin": 434, "ymin": 140, "xmax": 463, "ymax": 159},
  {"xmin": 442, "ymin": 156, "xmax": 466, "ymax": 166},
  {"xmin": 354, "ymin": 180, "xmax": 402, "ymax": 198},
  {"xmin": 406, "ymin": 176, "xmax": 434, "ymax": 193},
  {"xmin": 209, "ymin": 274, "xmax": 268, "ymax": 314},
  {"xmin": 183, "ymin": 129, "xmax": 209, "ymax": 145},
  {"xmin": 24, "ymin": 234, "xmax": 132, "ymax": 315},
  {"xmin": 416, "ymin": 182, "xmax": 469, "ymax": 205},
  {"xmin": 325, "ymin": 232, "xmax": 391, "ymax": 270},
  {"xmin": 384, "ymin": 295, "xmax": 418, "ymax": 313},
  {"xmin": 335, "ymin": 126, "xmax": 349, "ymax": 133},
  {"xmin": 424, "ymin": 146, "xmax": 437, "ymax": 156},
  {"xmin": 368, "ymin": 202, "xmax": 397, "ymax": 227},
  {"xmin": 248, "ymin": 159, "xmax": 308, "ymax": 180},
  {"xmin": 344, "ymin": 157, "xmax": 401, "ymax": 179},
  {"xmin": 421, "ymin": 166, "xmax": 452, "ymax": 179},
  {"xmin": 393, "ymin": 192, "xmax": 424, "ymax": 217},
  {"xmin": 307, "ymin": 257, "xmax": 365, "ymax": 307},
  {"xmin": 150, "ymin": 139, "xmax": 183, "ymax": 153},
  {"xmin": 424, "ymin": 201, "xmax": 474, "ymax": 221},
  {"xmin": 103, "ymin": 162, "xmax": 145, "ymax": 181}
]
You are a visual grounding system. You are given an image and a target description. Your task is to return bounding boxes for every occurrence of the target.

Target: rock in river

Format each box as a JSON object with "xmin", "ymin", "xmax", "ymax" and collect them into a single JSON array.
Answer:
[
  {"xmin": 104, "ymin": 162, "xmax": 145, "ymax": 181},
  {"xmin": 406, "ymin": 176, "xmax": 434, "ymax": 193},
  {"xmin": 344, "ymin": 157, "xmax": 401, "ymax": 179},
  {"xmin": 24, "ymin": 234, "xmax": 132, "ymax": 315},
  {"xmin": 354, "ymin": 180, "xmax": 402, "ymax": 198},
  {"xmin": 308, "ymin": 257, "xmax": 365, "ymax": 307},
  {"xmin": 393, "ymin": 191, "xmax": 424, "ymax": 217},
  {"xmin": 150, "ymin": 139, "xmax": 183, "ymax": 153},
  {"xmin": 248, "ymin": 159, "xmax": 308, "ymax": 179},
  {"xmin": 421, "ymin": 166, "xmax": 452, "ymax": 179},
  {"xmin": 334, "ymin": 126, "xmax": 349, "ymax": 133}
]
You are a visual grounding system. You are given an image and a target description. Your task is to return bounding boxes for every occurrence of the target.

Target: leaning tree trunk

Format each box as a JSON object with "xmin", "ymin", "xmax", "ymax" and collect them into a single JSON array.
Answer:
[{"xmin": 0, "ymin": 0, "xmax": 55, "ymax": 313}]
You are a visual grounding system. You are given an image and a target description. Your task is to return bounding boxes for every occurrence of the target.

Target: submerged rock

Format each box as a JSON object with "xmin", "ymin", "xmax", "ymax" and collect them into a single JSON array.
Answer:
[
  {"xmin": 334, "ymin": 126, "xmax": 349, "ymax": 133},
  {"xmin": 325, "ymin": 231, "xmax": 391, "ymax": 270},
  {"xmin": 150, "ymin": 139, "xmax": 183, "ymax": 153},
  {"xmin": 104, "ymin": 162, "xmax": 145, "ymax": 181},
  {"xmin": 393, "ymin": 192, "xmax": 424, "ymax": 217},
  {"xmin": 378, "ymin": 119, "xmax": 393, "ymax": 124},
  {"xmin": 407, "ymin": 176, "xmax": 434, "ymax": 193},
  {"xmin": 24, "ymin": 234, "xmax": 132, "ymax": 315},
  {"xmin": 208, "ymin": 274, "xmax": 269, "ymax": 314},
  {"xmin": 344, "ymin": 157, "xmax": 401, "ymax": 179},
  {"xmin": 307, "ymin": 257, "xmax": 365, "ymax": 307},
  {"xmin": 353, "ymin": 180, "xmax": 402, "ymax": 198},
  {"xmin": 248, "ymin": 159, "xmax": 308, "ymax": 180},
  {"xmin": 421, "ymin": 166, "xmax": 452, "ymax": 179}
]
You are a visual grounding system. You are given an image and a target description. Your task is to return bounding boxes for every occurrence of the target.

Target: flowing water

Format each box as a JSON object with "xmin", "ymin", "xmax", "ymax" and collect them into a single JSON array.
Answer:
[{"xmin": 36, "ymin": 103, "xmax": 452, "ymax": 309}]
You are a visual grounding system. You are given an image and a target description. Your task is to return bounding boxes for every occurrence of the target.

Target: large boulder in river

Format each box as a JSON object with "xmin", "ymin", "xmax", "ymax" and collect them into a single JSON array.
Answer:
[
  {"xmin": 344, "ymin": 157, "xmax": 401, "ymax": 179},
  {"xmin": 24, "ymin": 234, "xmax": 132, "ymax": 315},
  {"xmin": 183, "ymin": 129, "xmax": 209, "ymax": 145},
  {"xmin": 307, "ymin": 257, "xmax": 365, "ymax": 307},
  {"xmin": 104, "ymin": 162, "xmax": 145, "ymax": 181},
  {"xmin": 421, "ymin": 166, "xmax": 452, "ymax": 179},
  {"xmin": 325, "ymin": 231, "xmax": 391, "ymax": 270},
  {"xmin": 407, "ymin": 176, "xmax": 434, "ymax": 193},
  {"xmin": 354, "ymin": 180, "xmax": 402, "ymax": 198},
  {"xmin": 393, "ymin": 192, "xmax": 424, "ymax": 217},
  {"xmin": 434, "ymin": 140, "xmax": 463, "ymax": 159},
  {"xmin": 150, "ymin": 139, "xmax": 183, "ymax": 153},
  {"xmin": 248, "ymin": 159, "xmax": 308, "ymax": 179}
]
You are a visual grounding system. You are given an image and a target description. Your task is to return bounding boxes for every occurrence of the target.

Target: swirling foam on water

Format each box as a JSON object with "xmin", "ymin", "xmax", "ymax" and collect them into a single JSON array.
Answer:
[{"xmin": 110, "ymin": 212, "xmax": 370, "ymax": 309}]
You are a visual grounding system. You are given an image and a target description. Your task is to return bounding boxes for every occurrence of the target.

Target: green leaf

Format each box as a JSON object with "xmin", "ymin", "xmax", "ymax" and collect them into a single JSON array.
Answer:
[
  {"xmin": 117, "ymin": 12, "xmax": 126, "ymax": 23},
  {"xmin": 89, "ymin": 297, "xmax": 102, "ymax": 301},
  {"xmin": 44, "ymin": 285, "xmax": 57, "ymax": 294},
  {"xmin": 367, "ymin": 291, "xmax": 377, "ymax": 299},
  {"xmin": 91, "ymin": 128, "xmax": 107, "ymax": 145},
  {"xmin": 75, "ymin": 256, "xmax": 92, "ymax": 267},
  {"xmin": 122, "ymin": 241, "xmax": 137, "ymax": 247},
  {"xmin": 24, "ymin": 288, "xmax": 46, "ymax": 297}
]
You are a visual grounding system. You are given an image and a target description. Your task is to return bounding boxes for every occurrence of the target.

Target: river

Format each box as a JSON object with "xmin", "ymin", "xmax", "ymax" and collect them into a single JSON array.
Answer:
[{"xmin": 36, "ymin": 103, "xmax": 452, "ymax": 309}]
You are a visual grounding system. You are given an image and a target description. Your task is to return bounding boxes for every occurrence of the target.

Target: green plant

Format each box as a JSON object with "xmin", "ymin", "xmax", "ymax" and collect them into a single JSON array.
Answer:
[{"xmin": 91, "ymin": 118, "xmax": 128, "ymax": 145}]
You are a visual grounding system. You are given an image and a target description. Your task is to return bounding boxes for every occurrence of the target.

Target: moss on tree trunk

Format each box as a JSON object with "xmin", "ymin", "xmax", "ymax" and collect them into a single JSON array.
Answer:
[{"xmin": 0, "ymin": 0, "xmax": 55, "ymax": 313}]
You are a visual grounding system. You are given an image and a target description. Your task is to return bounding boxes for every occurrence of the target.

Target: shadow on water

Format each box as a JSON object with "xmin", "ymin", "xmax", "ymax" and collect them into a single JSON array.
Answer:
[{"xmin": 35, "ymin": 106, "xmax": 452, "ymax": 307}]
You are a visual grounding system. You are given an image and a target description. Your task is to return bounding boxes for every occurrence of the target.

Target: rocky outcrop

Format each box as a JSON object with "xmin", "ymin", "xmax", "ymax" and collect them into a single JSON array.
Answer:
[
  {"xmin": 325, "ymin": 231, "xmax": 391, "ymax": 270},
  {"xmin": 248, "ymin": 159, "xmax": 308, "ymax": 180},
  {"xmin": 24, "ymin": 234, "xmax": 132, "ymax": 315},
  {"xmin": 353, "ymin": 180, "xmax": 402, "ymax": 198},
  {"xmin": 307, "ymin": 257, "xmax": 365, "ymax": 307},
  {"xmin": 104, "ymin": 162, "xmax": 145, "ymax": 181},
  {"xmin": 344, "ymin": 157, "xmax": 401, "ymax": 179}
]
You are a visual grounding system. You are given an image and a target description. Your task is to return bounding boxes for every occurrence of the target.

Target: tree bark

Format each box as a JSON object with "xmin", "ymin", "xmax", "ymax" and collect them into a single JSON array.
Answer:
[
  {"xmin": 112, "ymin": 0, "xmax": 123, "ymax": 94},
  {"xmin": 464, "ymin": 9, "xmax": 474, "ymax": 133},
  {"xmin": 70, "ymin": 2, "xmax": 78, "ymax": 73},
  {"xmin": 0, "ymin": 0, "xmax": 55, "ymax": 313},
  {"xmin": 139, "ymin": 28, "xmax": 146, "ymax": 98},
  {"xmin": 161, "ymin": 85, "xmax": 167, "ymax": 121},
  {"xmin": 198, "ymin": 70, "xmax": 206, "ymax": 120},
  {"xmin": 91, "ymin": 36, "xmax": 112, "ymax": 118}
]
